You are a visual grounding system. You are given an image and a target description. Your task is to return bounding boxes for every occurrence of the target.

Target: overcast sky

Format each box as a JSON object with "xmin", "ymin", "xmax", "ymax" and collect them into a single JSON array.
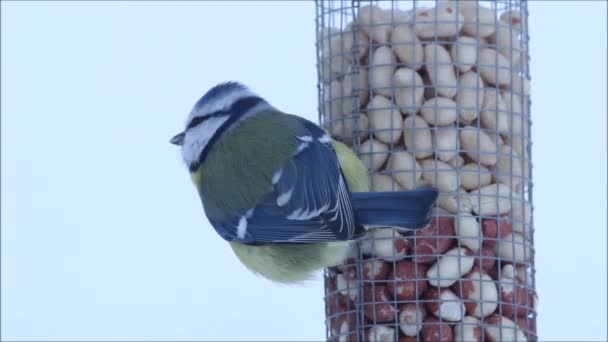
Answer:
[{"xmin": 1, "ymin": 1, "xmax": 607, "ymax": 341}]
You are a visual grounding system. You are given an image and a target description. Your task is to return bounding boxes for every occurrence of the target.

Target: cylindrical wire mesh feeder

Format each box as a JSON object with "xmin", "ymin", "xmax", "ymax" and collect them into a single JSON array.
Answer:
[{"xmin": 316, "ymin": 1, "xmax": 536, "ymax": 341}]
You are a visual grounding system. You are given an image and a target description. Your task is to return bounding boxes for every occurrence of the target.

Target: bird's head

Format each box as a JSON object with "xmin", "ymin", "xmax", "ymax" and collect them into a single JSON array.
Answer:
[{"xmin": 170, "ymin": 81, "xmax": 272, "ymax": 171}]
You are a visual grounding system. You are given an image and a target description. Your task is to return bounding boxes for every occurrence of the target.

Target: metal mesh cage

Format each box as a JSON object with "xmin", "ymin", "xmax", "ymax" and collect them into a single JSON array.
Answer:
[{"xmin": 315, "ymin": 1, "xmax": 536, "ymax": 341}]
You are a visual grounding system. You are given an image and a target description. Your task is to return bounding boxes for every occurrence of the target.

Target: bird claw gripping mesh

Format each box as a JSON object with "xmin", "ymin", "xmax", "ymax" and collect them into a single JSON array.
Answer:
[{"xmin": 316, "ymin": 1, "xmax": 536, "ymax": 341}]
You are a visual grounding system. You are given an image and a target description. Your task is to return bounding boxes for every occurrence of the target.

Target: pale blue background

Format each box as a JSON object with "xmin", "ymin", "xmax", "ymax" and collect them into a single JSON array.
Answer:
[{"xmin": 1, "ymin": 1, "xmax": 606, "ymax": 341}]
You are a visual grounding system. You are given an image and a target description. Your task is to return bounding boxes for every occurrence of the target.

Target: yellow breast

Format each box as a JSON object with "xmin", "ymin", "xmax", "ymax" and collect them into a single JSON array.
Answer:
[
  {"xmin": 190, "ymin": 167, "xmax": 203, "ymax": 187},
  {"xmin": 331, "ymin": 140, "xmax": 370, "ymax": 192}
]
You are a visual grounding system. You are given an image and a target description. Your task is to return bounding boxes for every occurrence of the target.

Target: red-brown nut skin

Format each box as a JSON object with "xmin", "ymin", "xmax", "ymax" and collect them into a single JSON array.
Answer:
[
  {"xmin": 339, "ymin": 258, "xmax": 358, "ymax": 281},
  {"xmin": 327, "ymin": 293, "xmax": 358, "ymax": 341},
  {"xmin": 454, "ymin": 317, "xmax": 483, "ymax": 342},
  {"xmin": 325, "ymin": 293, "xmax": 348, "ymax": 316},
  {"xmin": 473, "ymin": 246, "xmax": 497, "ymax": 273},
  {"xmin": 399, "ymin": 336, "xmax": 418, "ymax": 342},
  {"xmin": 412, "ymin": 216, "xmax": 455, "ymax": 263},
  {"xmin": 363, "ymin": 284, "xmax": 398, "ymax": 322},
  {"xmin": 421, "ymin": 317, "xmax": 454, "ymax": 342},
  {"xmin": 500, "ymin": 280, "xmax": 536, "ymax": 317},
  {"xmin": 451, "ymin": 271, "xmax": 497, "ymax": 318},
  {"xmin": 387, "ymin": 261, "xmax": 428, "ymax": 300},
  {"xmin": 363, "ymin": 259, "xmax": 391, "ymax": 281},
  {"xmin": 485, "ymin": 263, "xmax": 499, "ymax": 281},
  {"xmin": 399, "ymin": 303, "xmax": 427, "ymax": 337},
  {"xmin": 484, "ymin": 314, "xmax": 502, "ymax": 325},
  {"xmin": 517, "ymin": 316, "xmax": 537, "ymax": 341},
  {"xmin": 484, "ymin": 314, "xmax": 529, "ymax": 342},
  {"xmin": 362, "ymin": 229, "xmax": 410, "ymax": 260},
  {"xmin": 325, "ymin": 275, "xmax": 343, "ymax": 320},
  {"xmin": 365, "ymin": 326, "xmax": 397, "ymax": 342},
  {"xmin": 338, "ymin": 257, "xmax": 391, "ymax": 281},
  {"xmin": 481, "ymin": 218, "xmax": 512, "ymax": 247},
  {"xmin": 326, "ymin": 274, "xmax": 338, "ymax": 294},
  {"xmin": 395, "ymin": 236, "xmax": 411, "ymax": 257},
  {"xmin": 483, "ymin": 314, "xmax": 503, "ymax": 342},
  {"xmin": 423, "ymin": 287, "xmax": 442, "ymax": 317},
  {"xmin": 423, "ymin": 287, "xmax": 464, "ymax": 321},
  {"xmin": 329, "ymin": 311, "xmax": 357, "ymax": 342}
]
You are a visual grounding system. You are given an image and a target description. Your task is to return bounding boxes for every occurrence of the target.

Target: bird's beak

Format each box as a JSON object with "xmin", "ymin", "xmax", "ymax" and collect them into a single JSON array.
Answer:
[{"xmin": 170, "ymin": 132, "xmax": 185, "ymax": 146}]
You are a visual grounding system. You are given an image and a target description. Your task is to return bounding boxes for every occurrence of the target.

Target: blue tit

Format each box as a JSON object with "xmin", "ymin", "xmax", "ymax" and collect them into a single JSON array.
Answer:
[{"xmin": 170, "ymin": 81, "xmax": 438, "ymax": 283}]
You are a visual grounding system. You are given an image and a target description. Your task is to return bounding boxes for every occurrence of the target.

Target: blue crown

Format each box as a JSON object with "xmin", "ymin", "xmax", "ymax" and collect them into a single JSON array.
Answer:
[{"xmin": 193, "ymin": 81, "xmax": 249, "ymax": 112}]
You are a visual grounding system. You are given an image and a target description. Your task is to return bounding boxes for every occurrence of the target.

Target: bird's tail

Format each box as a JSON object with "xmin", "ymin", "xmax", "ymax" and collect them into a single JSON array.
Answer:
[{"xmin": 351, "ymin": 188, "xmax": 439, "ymax": 230}]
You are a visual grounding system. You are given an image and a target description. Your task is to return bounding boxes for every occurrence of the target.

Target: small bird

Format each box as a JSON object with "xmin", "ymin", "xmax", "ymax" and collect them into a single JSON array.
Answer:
[{"xmin": 170, "ymin": 81, "xmax": 438, "ymax": 283}]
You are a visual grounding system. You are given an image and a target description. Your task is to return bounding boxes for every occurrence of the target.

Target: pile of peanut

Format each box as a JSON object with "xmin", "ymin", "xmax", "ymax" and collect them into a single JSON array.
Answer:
[{"xmin": 319, "ymin": 2, "xmax": 536, "ymax": 341}]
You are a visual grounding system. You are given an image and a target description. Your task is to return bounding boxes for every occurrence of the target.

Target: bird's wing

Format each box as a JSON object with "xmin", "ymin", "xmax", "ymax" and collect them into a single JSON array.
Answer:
[{"xmin": 209, "ymin": 115, "xmax": 364, "ymax": 244}]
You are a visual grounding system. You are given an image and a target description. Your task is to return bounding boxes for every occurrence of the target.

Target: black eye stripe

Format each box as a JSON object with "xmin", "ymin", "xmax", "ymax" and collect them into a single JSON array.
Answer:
[
  {"xmin": 186, "ymin": 111, "xmax": 229, "ymax": 130},
  {"xmin": 185, "ymin": 116, "xmax": 207, "ymax": 130},
  {"xmin": 188, "ymin": 96, "xmax": 263, "ymax": 172}
]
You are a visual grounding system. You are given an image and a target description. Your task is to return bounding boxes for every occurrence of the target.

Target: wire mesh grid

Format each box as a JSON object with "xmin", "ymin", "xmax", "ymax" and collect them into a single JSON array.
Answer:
[{"xmin": 315, "ymin": 0, "xmax": 535, "ymax": 341}]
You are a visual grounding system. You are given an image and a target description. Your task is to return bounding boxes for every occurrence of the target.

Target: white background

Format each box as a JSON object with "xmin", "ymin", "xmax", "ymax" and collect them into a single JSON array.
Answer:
[{"xmin": 1, "ymin": 1, "xmax": 606, "ymax": 341}]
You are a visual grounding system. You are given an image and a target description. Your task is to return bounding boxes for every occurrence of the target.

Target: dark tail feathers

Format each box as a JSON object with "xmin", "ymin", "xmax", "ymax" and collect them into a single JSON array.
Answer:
[{"xmin": 351, "ymin": 188, "xmax": 438, "ymax": 229}]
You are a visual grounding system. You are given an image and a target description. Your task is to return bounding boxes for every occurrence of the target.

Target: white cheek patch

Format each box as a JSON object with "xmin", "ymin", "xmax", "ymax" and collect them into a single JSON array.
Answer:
[{"xmin": 181, "ymin": 115, "xmax": 230, "ymax": 167}]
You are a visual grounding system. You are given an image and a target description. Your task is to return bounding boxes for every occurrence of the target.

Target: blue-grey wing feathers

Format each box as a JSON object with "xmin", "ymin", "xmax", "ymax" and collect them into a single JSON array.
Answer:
[{"xmin": 210, "ymin": 116, "xmax": 364, "ymax": 244}]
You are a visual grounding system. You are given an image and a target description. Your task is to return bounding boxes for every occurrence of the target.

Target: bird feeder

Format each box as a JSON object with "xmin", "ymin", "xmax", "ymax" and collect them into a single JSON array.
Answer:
[{"xmin": 315, "ymin": 0, "xmax": 536, "ymax": 341}]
